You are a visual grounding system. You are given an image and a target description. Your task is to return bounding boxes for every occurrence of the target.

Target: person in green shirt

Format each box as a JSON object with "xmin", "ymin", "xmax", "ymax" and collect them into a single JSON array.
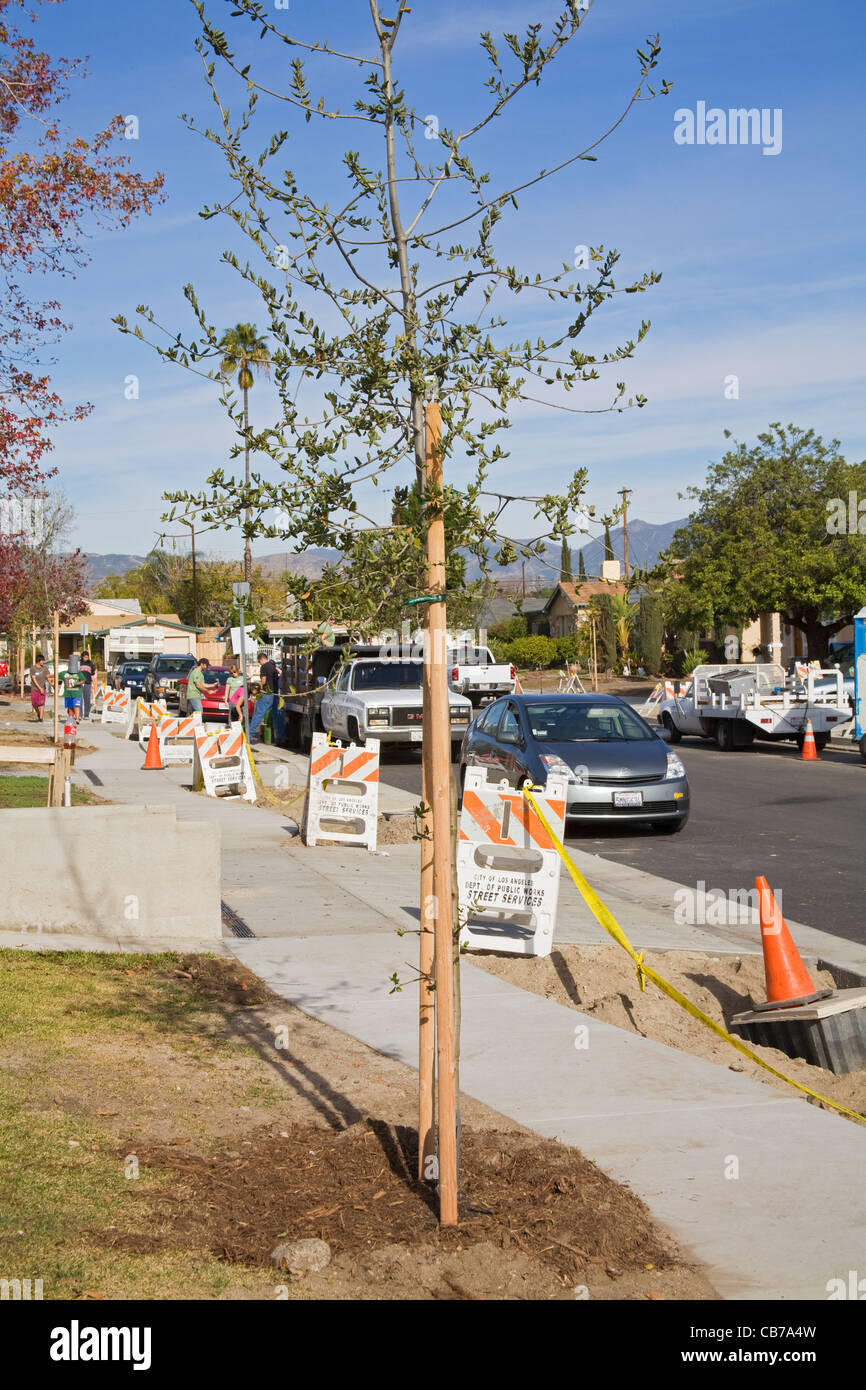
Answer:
[
  {"xmin": 62, "ymin": 669, "xmax": 84, "ymax": 722},
  {"xmin": 185, "ymin": 658, "xmax": 210, "ymax": 713}
]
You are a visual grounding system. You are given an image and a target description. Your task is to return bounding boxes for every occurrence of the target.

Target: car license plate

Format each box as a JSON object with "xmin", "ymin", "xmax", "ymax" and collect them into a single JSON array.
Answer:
[
  {"xmin": 410, "ymin": 730, "xmax": 423, "ymax": 742},
  {"xmin": 614, "ymin": 790, "xmax": 643, "ymax": 807}
]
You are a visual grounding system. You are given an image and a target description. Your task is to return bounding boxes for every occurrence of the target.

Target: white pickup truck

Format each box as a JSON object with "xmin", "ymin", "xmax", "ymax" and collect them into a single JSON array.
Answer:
[
  {"xmin": 448, "ymin": 645, "xmax": 516, "ymax": 707},
  {"xmin": 320, "ymin": 656, "xmax": 473, "ymax": 750}
]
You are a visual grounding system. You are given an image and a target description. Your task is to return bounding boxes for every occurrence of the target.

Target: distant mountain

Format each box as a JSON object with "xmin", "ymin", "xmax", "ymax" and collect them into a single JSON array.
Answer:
[
  {"xmin": 86, "ymin": 518, "xmax": 685, "ymax": 595},
  {"xmin": 84, "ymin": 553, "xmax": 148, "ymax": 590},
  {"xmin": 574, "ymin": 517, "xmax": 686, "ymax": 578}
]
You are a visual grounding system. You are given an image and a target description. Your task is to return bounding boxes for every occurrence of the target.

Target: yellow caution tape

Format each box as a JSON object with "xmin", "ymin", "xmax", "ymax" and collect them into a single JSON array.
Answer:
[{"xmin": 521, "ymin": 785, "xmax": 866, "ymax": 1127}]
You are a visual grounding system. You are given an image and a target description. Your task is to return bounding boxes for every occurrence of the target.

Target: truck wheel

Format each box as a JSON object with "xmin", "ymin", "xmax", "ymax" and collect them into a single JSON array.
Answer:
[
  {"xmin": 661, "ymin": 713, "xmax": 681, "ymax": 744},
  {"xmin": 348, "ymin": 717, "xmax": 364, "ymax": 745},
  {"xmin": 300, "ymin": 715, "xmax": 313, "ymax": 754},
  {"xmin": 715, "ymin": 720, "xmax": 735, "ymax": 751},
  {"xmin": 797, "ymin": 730, "xmax": 829, "ymax": 753}
]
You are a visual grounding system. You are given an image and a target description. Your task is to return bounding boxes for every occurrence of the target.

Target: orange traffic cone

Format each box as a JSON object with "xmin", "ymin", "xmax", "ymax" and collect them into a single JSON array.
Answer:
[
  {"xmin": 800, "ymin": 717, "xmax": 819, "ymax": 761},
  {"xmin": 754, "ymin": 875, "xmax": 831, "ymax": 1009},
  {"xmin": 141, "ymin": 724, "xmax": 163, "ymax": 770}
]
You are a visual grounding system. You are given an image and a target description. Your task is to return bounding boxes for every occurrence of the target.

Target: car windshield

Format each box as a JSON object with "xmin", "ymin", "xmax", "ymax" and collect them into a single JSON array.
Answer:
[
  {"xmin": 352, "ymin": 661, "xmax": 423, "ymax": 690},
  {"xmin": 157, "ymin": 658, "xmax": 194, "ymax": 672},
  {"xmin": 524, "ymin": 700, "xmax": 654, "ymax": 742},
  {"xmin": 203, "ymin": 668, "xmax": 230, "ymax": 685},
  {"xmin": 122, "ymin": 665, "xmax": 149, "ymax": 677}
]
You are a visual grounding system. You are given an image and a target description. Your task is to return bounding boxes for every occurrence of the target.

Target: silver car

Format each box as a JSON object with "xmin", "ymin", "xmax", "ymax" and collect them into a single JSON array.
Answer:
[{"xmin": 459, "ymin": 693, "xmax": 690, "ymax": 833}]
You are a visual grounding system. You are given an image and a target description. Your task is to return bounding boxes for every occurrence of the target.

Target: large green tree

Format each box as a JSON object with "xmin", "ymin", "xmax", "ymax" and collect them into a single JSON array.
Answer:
[{"xmin": 660, "ymin": 425, "xmax": 866, "ymax": 659}]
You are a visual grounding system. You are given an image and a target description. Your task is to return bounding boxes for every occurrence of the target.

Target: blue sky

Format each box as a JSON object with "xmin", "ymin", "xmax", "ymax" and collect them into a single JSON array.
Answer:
[{"xmin": 29, "ymin": 0, "xmax": 866, "ymax": 561}]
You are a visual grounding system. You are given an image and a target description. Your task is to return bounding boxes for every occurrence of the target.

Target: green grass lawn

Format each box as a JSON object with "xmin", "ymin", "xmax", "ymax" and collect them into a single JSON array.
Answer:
[
  {"xmin": 0, "ymin": 775, "xmax": 98, "ymax": 809},
  {"xmin": 0, "ymin": 949, "xmax": 285, "ymax": 1300}
]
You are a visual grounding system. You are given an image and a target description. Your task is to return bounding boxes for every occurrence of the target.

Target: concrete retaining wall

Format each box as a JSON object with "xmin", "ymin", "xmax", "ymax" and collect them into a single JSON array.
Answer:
[{"xmin": 0, "ymin": 804, "xmax": 221, "ymax": 940}]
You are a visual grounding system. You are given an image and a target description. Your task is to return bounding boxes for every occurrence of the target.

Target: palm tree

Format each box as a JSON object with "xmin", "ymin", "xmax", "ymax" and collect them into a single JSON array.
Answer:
[{"xmin": 219, "ymin": 324, "xmax": 271, "ymax": 582}]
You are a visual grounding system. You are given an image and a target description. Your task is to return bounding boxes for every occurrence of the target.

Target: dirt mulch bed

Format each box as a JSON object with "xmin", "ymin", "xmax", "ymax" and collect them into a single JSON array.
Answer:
[
  {"xmin": 104, "ymin": 1118, "xmax": 703, "ymax": 1298},
  {"xmin": 472, "ymin": 946, "xmax": 866, "ymax": 1124},
  {"xmin": 0, "ymin": 727, "xmax": 97, "ymax": 755}
]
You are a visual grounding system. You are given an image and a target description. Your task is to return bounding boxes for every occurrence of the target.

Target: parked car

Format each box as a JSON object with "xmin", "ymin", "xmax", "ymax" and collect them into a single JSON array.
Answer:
[
  {"xmin": 459, "ymin": 693, "xmax": 689, "ymax": 833},
  {"xmin": 448, "ymin": 644, "xmax": 516, "ymax": 706},
  {"xmin": 143, "ymin": 654, "xmax": 197, "ymax": 707},
  {"xmin": 178, "ymin": 665, "xmax": 252, "ymax": 722},
  {"xmin": 110, "ymin": 661, "xmax": 151, "ymax": 699},
  {"xmin": 320, "ymin": 655, "xmax": 472, "ymax": 751}
]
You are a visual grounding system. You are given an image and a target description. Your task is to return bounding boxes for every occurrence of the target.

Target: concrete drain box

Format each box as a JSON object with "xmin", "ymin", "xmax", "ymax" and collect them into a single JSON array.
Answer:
[{"xmin": 730, "ymin": 988, "xmax": 866, "ymax": 1075}]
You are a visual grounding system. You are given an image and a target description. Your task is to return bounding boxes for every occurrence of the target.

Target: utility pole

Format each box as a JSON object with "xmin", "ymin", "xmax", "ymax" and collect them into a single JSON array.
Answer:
[
  {"xmin": 190, "ymin": 522, "xmax": 198, "ymax": 630},
  {"xmin": 232, "ymin": 582, "xmax": 251, "ymax": 741},
  {"xmin": 620, "ymin": 486, "xmax": 632, "ymax": 579}
]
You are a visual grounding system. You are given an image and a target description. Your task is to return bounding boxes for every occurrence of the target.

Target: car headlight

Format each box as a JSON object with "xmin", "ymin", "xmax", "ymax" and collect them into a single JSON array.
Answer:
[
  {"xmin": 540, "ymin": 753, "xmax": 582, "ymax": 785},
  {"xmin": 665, "ymin": 752, "xmax": 687, "ymax": 780}
]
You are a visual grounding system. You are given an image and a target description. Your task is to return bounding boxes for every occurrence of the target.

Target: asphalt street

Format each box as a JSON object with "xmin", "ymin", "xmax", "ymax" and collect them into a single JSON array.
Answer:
[{"xmin": 380, "ymin": 735, "xmax": 866, "ymax": 947}]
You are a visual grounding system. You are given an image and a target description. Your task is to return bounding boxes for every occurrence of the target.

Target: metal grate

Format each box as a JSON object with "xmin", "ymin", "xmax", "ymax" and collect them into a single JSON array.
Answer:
[{"xmin": 221, "ymin": 900, "xmax": 255, "ymax": 938}]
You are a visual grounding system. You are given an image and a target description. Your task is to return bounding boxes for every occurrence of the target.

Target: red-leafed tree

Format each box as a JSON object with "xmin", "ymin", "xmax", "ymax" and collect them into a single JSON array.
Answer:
[
  {"xmin": 0, "ymin": 0, "xmax": 164, "ymax": 494},
  {"xmin": 0, "ymin": 533, "xmax": 28, "ymax": 630}
]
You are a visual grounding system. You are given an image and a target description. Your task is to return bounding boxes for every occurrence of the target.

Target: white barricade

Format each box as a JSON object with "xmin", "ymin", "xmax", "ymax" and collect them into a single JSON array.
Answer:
[
  {"xmin": 305, "ymin": 733, "xmax": 380, "ymax": 850},
  {"xmin": 156, "ymin": 712, "xmax": 202, "ymax": 765},
  {"xmin": 457, "ymin": 767, "xmax": 568, "ymax": 958},
  {"xmin": 101, "ymin": 690, "xmax": 130, "ymax": 726},
  {"xmin": 91, "ymin": 680, "xmax": 109, "ymax": 714},
  {"xmin": 132, "ymin": 698, "xmax": 167, "ymax": 748},
  {"xmin": 192, "ymin": 727, "xmax": 256, "ymax": 802}
]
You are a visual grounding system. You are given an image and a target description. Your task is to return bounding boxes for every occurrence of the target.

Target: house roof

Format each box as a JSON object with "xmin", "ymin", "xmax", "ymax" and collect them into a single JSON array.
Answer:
[
  {"xmin": 91, "ymin": 598, "xmax": 142, "ymax": 614},
  {"xmin": 541, "ymin": 580, "xmax": 627, "ymax": 614},
  {"xmin": 87, "ymin": 615, "xmax": 202, "ymax": 636}
]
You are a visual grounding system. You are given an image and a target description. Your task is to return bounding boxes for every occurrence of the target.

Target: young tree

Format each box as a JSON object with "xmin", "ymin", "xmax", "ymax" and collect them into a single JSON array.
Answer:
[
  {"xmin": 218, "ymin": 324, "xmax": 271, "ymax": 581},
  {"xmin": 116, "ymin": 0, "xmax": 670, "ymax": 1218},
  {"xmin": 663, "ymin": 425, "xmax": 866, "ymax": 659},
  {"xmin": 0, "ymin": 0, "xmax": 163, "ymax": 494}
]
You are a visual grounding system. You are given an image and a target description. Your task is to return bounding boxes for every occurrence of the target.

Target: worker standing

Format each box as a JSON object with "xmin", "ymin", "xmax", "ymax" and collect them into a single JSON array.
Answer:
[
  {"xmin": 185, "ymin": 657, "xmax": 210, "ymax": 714},
  {"xmin": 249, "ymin": 652, "xmax": 279, "ymax": 739},
  {"xmin": 79, "ymin": 649, "xmax": 95, "ymax": 721}
]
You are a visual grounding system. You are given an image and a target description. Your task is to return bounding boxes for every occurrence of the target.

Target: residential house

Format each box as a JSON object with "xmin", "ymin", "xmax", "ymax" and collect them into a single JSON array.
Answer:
[{"xmin": 530, "ymin": 579, "xmax": 628, "ymax": 638}]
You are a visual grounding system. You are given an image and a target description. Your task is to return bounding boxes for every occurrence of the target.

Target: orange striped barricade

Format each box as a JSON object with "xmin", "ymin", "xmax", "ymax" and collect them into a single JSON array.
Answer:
[
  {"xmin": 100, "ymin": 689, "xmax": 130, "ymax": 727},
  {"xmin": 133, "ymin": 698, "xmax": 167, "ymax": 748},
  {"xmin": 457, "ymin": 767, "xmax": 568, "ymax": 958},
  {"xmin": 156, "ymin": 712, "xmax": 203, "ymax": 766},
  {"xmin": 305, "ymin": 732, "xmax": 380, "ymax": 850},
  {"xmin": 192, "ymin": 727, "xmax": 256, "ymax": 802},
  {"xmin": 664, "ymin": 678, "xmax": 692, "ymax": 699}
]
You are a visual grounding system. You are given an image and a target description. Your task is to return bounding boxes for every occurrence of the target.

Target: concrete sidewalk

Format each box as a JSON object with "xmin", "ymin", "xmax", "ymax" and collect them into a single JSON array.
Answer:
[{"xmin": 7, "ymin": 715, "xmax": 865, "ymax": 1299}]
